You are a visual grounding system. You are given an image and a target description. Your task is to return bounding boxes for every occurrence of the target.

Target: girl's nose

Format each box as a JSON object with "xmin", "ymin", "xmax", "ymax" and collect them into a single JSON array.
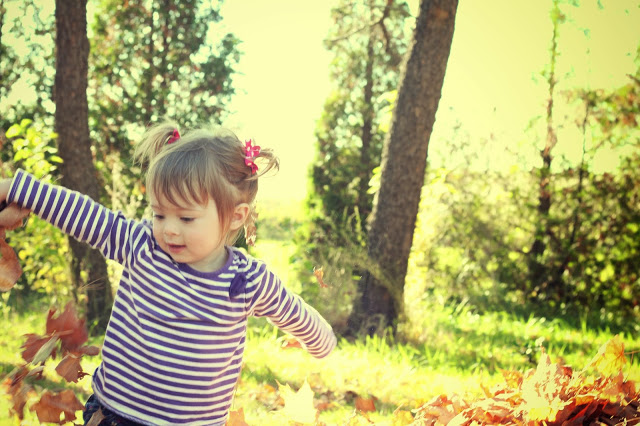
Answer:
[{"xmin": 163, "ymin": 220, "xmax": 179, "ymax": 236}]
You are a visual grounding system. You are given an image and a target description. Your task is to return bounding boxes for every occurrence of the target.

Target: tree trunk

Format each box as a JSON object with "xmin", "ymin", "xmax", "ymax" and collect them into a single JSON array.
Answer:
[
  {"xmin": 528, "ymin": 0, "xmax": 562, "ymax": 300},
  {"xmin": 358, "ymin": 35, "xmax": 375, "ymax": 218},
  {"xmin": 55, "ymin": 0, "xmax": 112, "ymax": 333},
  {"xmin": 347, "ymin": 0, "xmax": 458, "ymax": 336}
]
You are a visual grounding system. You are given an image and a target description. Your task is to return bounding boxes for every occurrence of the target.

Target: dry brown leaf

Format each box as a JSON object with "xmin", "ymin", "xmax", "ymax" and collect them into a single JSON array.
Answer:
[
  {"xmin": 56, "ymin": 353, "xmax": 89, "ymax": 383},
  {"xmin": 355, "ymin": 396, "xmax": 376, "ymax": 413},
  {"xmin": 80, "ymin": 344, "xmax": 101, "ymax": 356},
  {"xmin": 46, "ymin": 302, "xmax": 89, "ymax": 351},
  {"xmin": 280, "ymin": 335, "xmax": 303, "ymax": 350},
  {"xmin": 27, "ymin": 335, "xmax": 58, "ymax": 365},
  {"xmin": 586, "ymin": 334, "xmax": 627, "ymax": 377},
  {"xmin": 226, "ymin": 408, "xmax": 250, "ymax": 426},
  {"xmin": 0, "ymin": 237, "xmax": 21, "ymax": 291},
  {"xmin": 21, "ymin": 333, "xmax": 56, "ymax": 363},
  {"xmin": 3, "ymin": 366, "xmax": 31, "ymax": 420},
  {"xmin": 313, "ymin": 266, "xmax": 330, "ymax": 288},
  {"xmin": 86, "ymin": 408, "xmax": 106, "ymax": 426},
  {"xmin": 31, "ymin": 389, "xmax": 85, "ymax": 424}
]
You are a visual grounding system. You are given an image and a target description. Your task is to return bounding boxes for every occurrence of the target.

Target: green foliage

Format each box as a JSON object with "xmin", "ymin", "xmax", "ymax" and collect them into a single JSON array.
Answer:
[
  {"xmin": 408, "ymin": 75, "xmax": 640, "ymax": 333},
  {"xmin": 3, "ymin": 120, "xmax": 71, "ymax": 303},
  {"xmin": 299, "ymin": 2, "xmax": 411, "ymax": 330},
  {"xmin": 0, "ymin": 0, "xmax": 55, "ymax": 127},
  {"xmin": 88, "ymin": 0, "xmax": 240, "ymax": 160},
  {"xmin": 306, "ymin": 0, "xmax": 410, "ymax": 246}
]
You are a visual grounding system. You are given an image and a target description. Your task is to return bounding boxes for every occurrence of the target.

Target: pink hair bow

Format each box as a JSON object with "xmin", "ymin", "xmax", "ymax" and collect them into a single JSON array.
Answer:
[
  {"xmin": 167, "ymin": 129, "xmax": 180, "ymax": 144},
  {"xmin": 244, "ymin": 139, "xmax": 260, "ymax": 174}
]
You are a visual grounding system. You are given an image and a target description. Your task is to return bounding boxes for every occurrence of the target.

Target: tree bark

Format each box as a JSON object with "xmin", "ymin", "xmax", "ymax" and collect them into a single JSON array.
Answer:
[
  {"xmin": 347, "ymin": 0, "xmax": 458, "ymax": 336},
  {"xmin": 55, "ymin": 0, "xmax": 112, "ymax": 333},
  {"xmin": 528, "ymin": 0, "xmax": 561, "ymax": 300}
]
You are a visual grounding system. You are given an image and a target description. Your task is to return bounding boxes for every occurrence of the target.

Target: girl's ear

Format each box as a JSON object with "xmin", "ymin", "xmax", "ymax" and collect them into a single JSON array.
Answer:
[{"xmin": 229, "ymin": 203, "xmax": 250, "ymax": 232}]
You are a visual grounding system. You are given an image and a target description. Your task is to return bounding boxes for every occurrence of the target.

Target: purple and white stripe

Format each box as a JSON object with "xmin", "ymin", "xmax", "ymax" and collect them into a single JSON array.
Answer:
[{"xmin": 9, "ymin": 170, "xmax": 336, "ymax": 425}]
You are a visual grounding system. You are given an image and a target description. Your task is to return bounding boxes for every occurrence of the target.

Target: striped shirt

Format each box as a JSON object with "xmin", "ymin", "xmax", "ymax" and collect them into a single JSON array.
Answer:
[{"xmin": 9, "ymin": 170, "xmax": 337, "ymax": 425}]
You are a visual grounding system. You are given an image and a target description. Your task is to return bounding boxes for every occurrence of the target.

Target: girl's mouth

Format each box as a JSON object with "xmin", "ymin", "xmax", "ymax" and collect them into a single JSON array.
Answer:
[{"xmin": 166, "ymin": 243, "xmax": 185, "ymax": 254}]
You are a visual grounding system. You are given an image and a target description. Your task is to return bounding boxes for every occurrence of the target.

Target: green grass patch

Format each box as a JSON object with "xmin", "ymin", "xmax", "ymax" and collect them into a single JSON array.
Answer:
[{"xmin": 2, "ymin": 299, "xmax": 637, "ymax": 424}]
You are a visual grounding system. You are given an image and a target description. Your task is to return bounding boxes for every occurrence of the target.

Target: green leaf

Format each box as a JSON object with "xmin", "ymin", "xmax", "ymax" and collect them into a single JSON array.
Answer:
[
  {"xmin": 626, "ymin": 223, "xmax": 639, "ymax": 233},
  {"xmin": 5, "ymin": 124, "xmax": 21, "ymax": 138}
]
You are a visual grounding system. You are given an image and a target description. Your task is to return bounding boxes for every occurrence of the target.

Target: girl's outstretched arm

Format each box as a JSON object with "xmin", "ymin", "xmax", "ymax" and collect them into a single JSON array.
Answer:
[
  {"xmin": 250, "ymin": 271, "xmax": 337, "ymax": 359},
  {"xmin": 6, "ymin": 170, "xmax": 144, "ymax": 264}
]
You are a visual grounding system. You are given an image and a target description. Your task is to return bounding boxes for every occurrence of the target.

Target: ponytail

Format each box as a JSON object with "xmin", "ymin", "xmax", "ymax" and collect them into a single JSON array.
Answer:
[
  {"xmin": 133, "ymin": 121, "xmax": 180, "ymax": 167},
  {"xmin": 247, "ymin": 146, "xmax": 280, "ymax": 182}
]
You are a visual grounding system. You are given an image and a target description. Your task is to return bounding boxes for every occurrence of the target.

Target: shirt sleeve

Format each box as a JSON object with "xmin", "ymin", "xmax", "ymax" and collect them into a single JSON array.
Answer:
[
  {"xmin": 249, "ymin": 270, "xmax": 337, "ymax": 359},
  {"xmin": 7, "ymin": 169, "xmax": 145, "ymax": 265}
]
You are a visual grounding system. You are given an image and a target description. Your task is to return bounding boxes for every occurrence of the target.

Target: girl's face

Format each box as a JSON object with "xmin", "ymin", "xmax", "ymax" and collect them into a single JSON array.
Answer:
[{"xmin": 149, "ymin": 191, "xmax": 228, "ymax": 272}]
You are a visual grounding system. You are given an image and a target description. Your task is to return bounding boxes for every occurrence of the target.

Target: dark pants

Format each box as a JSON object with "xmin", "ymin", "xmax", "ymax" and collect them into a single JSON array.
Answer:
[{"xmin": 83, "ymin": 395, "xmax": 144, "ymax": 426}]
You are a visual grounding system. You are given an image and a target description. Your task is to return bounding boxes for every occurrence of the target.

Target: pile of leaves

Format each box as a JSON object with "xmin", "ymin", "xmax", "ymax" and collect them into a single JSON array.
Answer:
[
  {"xmin": 225, "ymin": 337, "xmax": 638, "ymax": 425},
  {"xmin": 411, "ymin": 335, "xmax": 639, "ymax": 425},
  {"xmin": 3, "ymin": 303, "xmax": 100, "ymax": 424}
]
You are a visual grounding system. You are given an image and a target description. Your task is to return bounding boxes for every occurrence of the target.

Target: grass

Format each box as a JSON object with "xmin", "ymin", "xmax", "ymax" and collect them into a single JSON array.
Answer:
[
  {"xmin": 1, "ymin": 298, "xmax": 639, "ymax": 424},
  {"xmin": 1, "ymin": 203, "xmax": 639, "ymax": 424}
]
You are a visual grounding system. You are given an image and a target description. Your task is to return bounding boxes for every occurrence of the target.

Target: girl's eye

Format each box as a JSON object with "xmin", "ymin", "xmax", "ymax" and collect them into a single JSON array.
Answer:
[
  {"xmin": 154, "ymin": 214, "xmax": 165, "ymax": 220},
  {"xmin": 180, "ymin": 217, "xmax": 194, "ymax": 223}
]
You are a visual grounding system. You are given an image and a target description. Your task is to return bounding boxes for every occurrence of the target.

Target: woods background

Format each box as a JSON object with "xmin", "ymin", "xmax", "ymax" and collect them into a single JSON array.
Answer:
[{"xmin": 1, "ymin": 0, "xmax": 640, "ymax": 342}]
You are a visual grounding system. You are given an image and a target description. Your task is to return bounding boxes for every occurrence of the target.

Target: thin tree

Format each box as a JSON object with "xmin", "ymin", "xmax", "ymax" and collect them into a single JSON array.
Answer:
[
  {"xmin": 347, "ymin": 0, "xmax": 458, "ymax": 336},
  {"xmin": 55, "ymin": 0, "xmax": 113, "ymax": 332}
]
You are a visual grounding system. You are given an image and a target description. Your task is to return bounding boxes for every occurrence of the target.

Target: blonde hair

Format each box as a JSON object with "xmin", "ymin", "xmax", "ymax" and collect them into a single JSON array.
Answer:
[{"xmin": 133, "ymin": 121, "xmax": 279, "ymax": 245}]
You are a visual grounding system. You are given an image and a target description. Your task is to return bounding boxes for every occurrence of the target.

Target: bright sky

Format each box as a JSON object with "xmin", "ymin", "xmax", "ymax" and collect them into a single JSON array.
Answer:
[{"xmin": 219, "ymin": 0, "xmax": 640, "ymax": 202}]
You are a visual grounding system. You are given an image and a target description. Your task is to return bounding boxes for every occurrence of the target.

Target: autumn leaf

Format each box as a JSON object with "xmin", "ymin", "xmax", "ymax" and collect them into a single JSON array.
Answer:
[
  {"xmin": 585, "ymin": 334, "xmax": 626, "ymax": 377},
  {"xmin": 279, "ymin": 335, "xmax": 303, "ymax": 350},
  {"xmin": 21, "ymin": 333, "xmax": 57, "ymax": 363},
  {"xmin": 226, "ymin": 408, "xmax": 250, "ymax": 426},
  {"xmin": 56, "ymin": 353, "xmax": 89, "ymax": 383},
  {"xmin": 313, "ymin": 266, "xmax": 330, "ymax": 288},
  {"xmin": 79, "ymin": 344, "xmax": 101, "ymax": 356},
  {"xmin": 278, "ymin": 379, "xmax": 317, "ymax": 424},
  {"xmin": 46, "ymin": 302, "xmax": 89, "ymax": 351},
  {"xmin": 355, "ymin": 396, "xmax": 376, "ymax": 413},
  {"xmin": 3, "ymin": 366, "xmax": 32, "ymax": 420},
  {"xmin": 86, "ymin": 409, "xmax": 106, "ymax": 426},
  {"xmin": 27, "ymin": 335, "xmax": 59, "ymax": 365},
  {"xmin": 0, "ymin": 237, "xmax": 22, "ymax": 291},
  {"xmin": 31, "ymin": 389, "xmax": 85, "ymax": 424}
]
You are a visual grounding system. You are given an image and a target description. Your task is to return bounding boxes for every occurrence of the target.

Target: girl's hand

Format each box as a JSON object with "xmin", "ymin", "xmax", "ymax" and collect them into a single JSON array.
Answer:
[
  {"xmin": 0, "ymin": 179, "xmax": 30, "ymax": 230},
  {"xmin": 0, "ymin": 203, "xmax": 30, "ymax": 230}
]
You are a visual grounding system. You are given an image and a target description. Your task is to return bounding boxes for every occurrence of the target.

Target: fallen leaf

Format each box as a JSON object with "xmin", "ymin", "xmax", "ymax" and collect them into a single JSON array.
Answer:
[
  {"xmin": 31, "ymin": 389, "xmax": 84, "ymax": 424},
  {"xmin": 21, "ymin": 334, "xmax": 56, "ymax": 363},
  {"xmin": 28, "ymin": 336, "xmax": 59, "ymax": 365},
  {"xmin": 3, "ymin": 367, "xmax": 31, "ymax": 420},
  {"xmin": 86, "ymin": 408, "xmax": 106, "ymax": 426},
  {"xmin": 278, "ymin": 380, "xmax": 317, "ymax": 424},
  {"xmin": 280, "ymin": 335, "xmax": 303, "ymax": 350},
  {"xmin": 56, "ymin": 353, "xmax": 89, "ymax": 383},
  {"xmin": 46, "ymin": 302, "xmax": 88, "ymax": 351},
  {"xmin": 0, "ymin": 237, "xmax": 22, "ymax": 291},
  {"xmin": 355, "ymin": 396, "xmax": 376, "ymax": 413},
  {"xmin": 226, "ymin": 408, "xmax": 249, "ymax": 426},
  {"xmin": 586, "ymin": 335, "xmax": 626, "ymax": 377},
  {"xmin": 80, "ymin": 345, "xmax": 101, "ymax": 356},
  {"xmin": 313, "ymin": 266, "xmax": 330, "ymax": 288}
]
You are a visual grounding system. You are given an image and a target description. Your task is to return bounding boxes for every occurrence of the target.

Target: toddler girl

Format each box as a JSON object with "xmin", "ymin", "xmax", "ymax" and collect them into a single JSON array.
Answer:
[{"xmin": 0, "ymin": 122, "xmax": 336, "ymax": 425}]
